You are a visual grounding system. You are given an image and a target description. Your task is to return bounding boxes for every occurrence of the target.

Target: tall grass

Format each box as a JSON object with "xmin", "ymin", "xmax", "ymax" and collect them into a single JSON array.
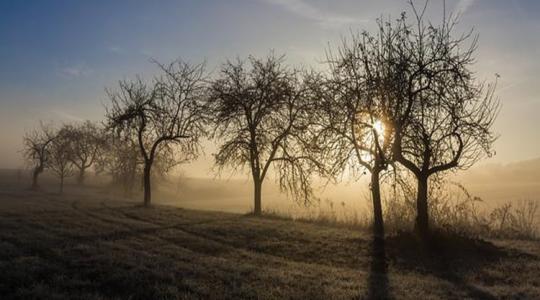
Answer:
[
  {"xmin": 262, "ymin": 198, "xmax": 371, "ymax": 229},
  {"xmin": 428, "ymin": 183, "xmax": 539, "ymax": 239},
  {"xmin": 264, "ymin": 182, "xmax": 540, "ymax": 240}
]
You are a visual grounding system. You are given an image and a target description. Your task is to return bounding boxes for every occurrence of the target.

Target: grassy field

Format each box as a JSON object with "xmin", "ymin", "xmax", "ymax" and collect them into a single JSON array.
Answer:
[{"xmin": 0, "ymin": 184, "xmax": 539, "ymax": 299}]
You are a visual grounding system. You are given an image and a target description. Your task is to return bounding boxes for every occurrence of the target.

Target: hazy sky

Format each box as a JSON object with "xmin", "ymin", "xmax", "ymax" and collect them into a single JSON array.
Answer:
[{"xmin": 1, "ymin": 0, "xmax": 539, "ymax": 176}]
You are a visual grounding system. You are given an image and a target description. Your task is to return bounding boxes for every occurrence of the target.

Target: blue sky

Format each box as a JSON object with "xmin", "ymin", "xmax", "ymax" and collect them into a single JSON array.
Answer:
[{"xmin": 1, "ymin": 0, "xmax": 539, "ymax": 174}]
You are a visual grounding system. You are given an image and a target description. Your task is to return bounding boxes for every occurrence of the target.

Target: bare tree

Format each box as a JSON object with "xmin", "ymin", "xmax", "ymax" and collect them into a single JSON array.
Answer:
[
  {"xmin": 95, "ymin": 132, "xmax": 142, "ymax": 196},
  {"xmin": 208, "ymin": 54, "xmax": 323, "ymax": 216},
  {"xmin": 106, "ymin": 60, "xmax": 207, "ymax": 206},
  {"xmin": 62, "ymin": 121, "xmax": 105, "ymax": 185},
  {"xmin": 22, "ymin": 122, "xmax": 56, "ymax": 190},
  {"xmin": 95, "ymin": 127, "xmax": 183, "ymax": 197},
  {"xmin": 316, "ymin": 1, "xmax": 499, "ymax": 238},
  {"xmin": 314, "ymin": 22, "xmax": 406, "ymax": 238},
  {"xmin": 47, "ymin": 128, "xmax": 75, "ymax": 194},
  {"xmin": 388, "ymin": 2, "xmax": 500, "ymax": 237}
]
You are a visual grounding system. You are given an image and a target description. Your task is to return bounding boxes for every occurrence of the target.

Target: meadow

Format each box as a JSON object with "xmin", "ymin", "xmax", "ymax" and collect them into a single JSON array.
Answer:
[{"xmin": 1, "ymin": 171, "xmax": 539, "ymax": 299}]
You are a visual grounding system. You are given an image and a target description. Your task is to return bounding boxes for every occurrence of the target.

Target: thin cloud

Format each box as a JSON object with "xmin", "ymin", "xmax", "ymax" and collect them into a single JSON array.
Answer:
[
  {"xmin": 497, "ymin": 82, "xmax": 517, "ymax": 94},
  {"xmin": 59, "ymin": 64, "xmax": 92, "ymax": 78},
  {"xmin": 50, "ymin": 109, "xmax": 83, "ymax": 122},
  {"xmin": 454, "ymin": 0, "xmax": 476, "ymax": 14},
  {"xmin": 107, "ymin": 45, "xmax": 124, "ymax": 54},
  {"xmin": 260, "ymin": 0, "xmax": 365, "ymax": 28}
]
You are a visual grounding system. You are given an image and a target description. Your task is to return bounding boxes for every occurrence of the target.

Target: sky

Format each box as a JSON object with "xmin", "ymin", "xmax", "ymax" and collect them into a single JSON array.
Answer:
[{"xmin": 1, "ymin": 0, "xmax": 539, "ymax": 177}]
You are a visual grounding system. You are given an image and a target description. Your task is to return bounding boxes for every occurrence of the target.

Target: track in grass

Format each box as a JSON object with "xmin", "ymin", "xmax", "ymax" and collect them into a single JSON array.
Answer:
[{"xmin": 1, "ymin": 189, "xmax": 539, "ymax": 299}]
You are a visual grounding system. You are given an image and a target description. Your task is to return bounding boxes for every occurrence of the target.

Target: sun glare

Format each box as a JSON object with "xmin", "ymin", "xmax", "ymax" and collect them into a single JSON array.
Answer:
[{"xmin": 372, "ymin": 120, "xmax": 385, "ymax": 136}]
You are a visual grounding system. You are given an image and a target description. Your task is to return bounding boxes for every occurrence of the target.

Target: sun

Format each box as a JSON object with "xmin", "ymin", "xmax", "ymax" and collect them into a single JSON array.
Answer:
[{"xmin": 372, "ymin": 120, "xmax": 385, "ymax": 136}]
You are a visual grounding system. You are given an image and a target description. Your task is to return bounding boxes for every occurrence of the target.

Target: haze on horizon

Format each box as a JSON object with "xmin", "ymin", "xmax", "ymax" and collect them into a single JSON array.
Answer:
[{"xmin": 1, "ymin": 0, "xmax": 539, "ymax": 178}]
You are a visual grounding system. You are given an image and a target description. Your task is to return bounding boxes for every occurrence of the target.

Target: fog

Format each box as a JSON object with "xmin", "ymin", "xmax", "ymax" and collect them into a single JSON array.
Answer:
[
  {"xmin": 6, "ymin": 157, "xmax": 538, "ymax": 217},
  {"xmin": 155, "ymin": 158, "xmax": 540, "ymax": 215}
]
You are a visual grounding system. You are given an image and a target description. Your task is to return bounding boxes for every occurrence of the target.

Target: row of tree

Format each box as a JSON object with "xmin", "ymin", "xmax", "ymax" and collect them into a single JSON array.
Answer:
[
  {"xmin": 23, "ymin": 121, "xmax": 104, "ymax": 193},
  {"xmin": 23, "ymin": 3, "xmax": 500, "ymax": 238},
  {"xmin": 22, "ymin": 120, "xmax": 175, "ymax": 195}
]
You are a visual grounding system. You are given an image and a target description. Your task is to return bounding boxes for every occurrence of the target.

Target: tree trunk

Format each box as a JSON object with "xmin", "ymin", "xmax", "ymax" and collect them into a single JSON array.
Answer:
[
  {"xmin": 415, "ymin": 174, "xmax": 429, "ymax": 237},
  {"xmin": 371, "ymin": 168, "xmax": 385, "ymax": 239},
  {"xmin": 31, "ymin": 166, "xmax": 42, "ymax": 190},
  {"xmin": 253, "ymin": 179, "xmax": 262, "ymax": 216},
  {"xmin": 59, "ymin": 175, "xmax": 64, "ymax": 194},
  {"xmin": 77, "ymin": 167, "xmax": 86, "ymax": 185},
  {"xmin": 143, "ymin": 161, "xmax": 152, "ymax": 207}
]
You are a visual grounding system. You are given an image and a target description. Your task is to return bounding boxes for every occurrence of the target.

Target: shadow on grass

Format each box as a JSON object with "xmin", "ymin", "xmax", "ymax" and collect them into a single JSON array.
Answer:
[
  {"xmin": 365, "ymin": 237, "xmax": 390, "ymax": 299},
  {"xmin": 383, "ymin": 231, "xmax": 536, "ymax": 299}
]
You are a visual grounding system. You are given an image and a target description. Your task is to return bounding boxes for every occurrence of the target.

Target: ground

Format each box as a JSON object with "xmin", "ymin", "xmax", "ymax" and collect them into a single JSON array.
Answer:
[{"xmin": 0, "ymin": 186, "xmax": 539, "ymax": 299}]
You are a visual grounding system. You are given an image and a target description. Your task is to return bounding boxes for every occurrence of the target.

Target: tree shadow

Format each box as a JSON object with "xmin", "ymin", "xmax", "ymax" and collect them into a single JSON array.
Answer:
[
  {"xmin": 365, "ymin": 237, "xmax": 390, "ymax": 299},
  {"xmin": 383, "ymin": 231, "xmax": 536, "ymax": 299}
]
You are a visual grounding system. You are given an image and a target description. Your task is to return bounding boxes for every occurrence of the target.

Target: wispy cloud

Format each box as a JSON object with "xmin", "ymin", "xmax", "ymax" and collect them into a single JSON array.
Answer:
[
  {"xmin": 260, "ymin": 0, "xmax": 365, "ymax": 28},
  {"xmin": 497, "ymin": 81, "xmax": 518, "ymax": 94},
  {"xmin": 59, "ymin": 64, "xmax": 92, "ymax": 78},
  {"xmin": 107, "ymin": 45, "xmax": 124, "ymax": 54},
  {"xmin": 454, "ymin": 0, "xmax": 476, "ymax": 14},
  {"xmin": 50, "ymin": 109, "xmax": 83, "ymax": 122},
  {"xmin": 140, "ymin": 49, "xmax": 153, "ymax": 58}
]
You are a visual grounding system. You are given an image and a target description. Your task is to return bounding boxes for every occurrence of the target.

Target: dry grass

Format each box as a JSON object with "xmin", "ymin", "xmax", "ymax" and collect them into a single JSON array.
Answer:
[
  {"xmin": 0, "ymin": 184, "xmax": 539, "ymax": 299},
  {"xmin": 264, "ymin": 182, "xmax": 540, "ymax": 240}
]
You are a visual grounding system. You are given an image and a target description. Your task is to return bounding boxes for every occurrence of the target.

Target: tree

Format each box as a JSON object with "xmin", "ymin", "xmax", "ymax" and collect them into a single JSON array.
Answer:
[
  {"xmin": 94, "ymin": 131, "xmax": 142, "ymax": 196},
  {"xmin": 22, "ymin": 122, "xmax": 56, "ymax": 190},
  {"xmin": 47, "ymin": 129, "xmax": 75, "ymax": 194},
  {"xmin": 388, "ymin": 2, "xmax": 500, "ymax": 237},
  {"xmin": 96, "ymin": 128, "xmax": 184, "ymax": 197},
  {"xmin": 62, "ymin": 121, "xmax": 105, "ymax": 185},
  {"xmin": 208, "ymin": 54, "xmax": 323, "ymax": 216},
  {"xmin": 314, "ymin": 22, "xmax": 406, "ymax": 238},
  {"xmin": 106, "ymin": 60, "xmax": 207, "ymax": 206}
]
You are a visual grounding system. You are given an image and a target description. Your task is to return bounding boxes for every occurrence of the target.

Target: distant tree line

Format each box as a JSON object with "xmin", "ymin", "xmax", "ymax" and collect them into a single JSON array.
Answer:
[
  {"xmin": 23, "ymin": 121, "xmax": 105, "ymax": 193},
  {"xmin": 22, "ymin": 1, "xmax": 499, "ymax": 239}
]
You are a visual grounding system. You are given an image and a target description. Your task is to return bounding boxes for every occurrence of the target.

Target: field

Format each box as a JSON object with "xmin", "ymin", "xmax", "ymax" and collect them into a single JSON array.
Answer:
[{"xmin": 1, "ymin": 180, "xmax": 540, "ymax": 299}]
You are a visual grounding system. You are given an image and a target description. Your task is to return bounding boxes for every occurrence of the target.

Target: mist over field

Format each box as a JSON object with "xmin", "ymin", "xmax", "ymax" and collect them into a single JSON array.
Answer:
[
  {"xmin": 4, "ymin": 156, "xmax": 539, "ymax": 219},
  {"xmin": 155, "ymin": 159, "xmax": 540, "ymax": 218},
  {"xmin": 1, "ymin": 164, "xmax": 539, "ymax": 299}
]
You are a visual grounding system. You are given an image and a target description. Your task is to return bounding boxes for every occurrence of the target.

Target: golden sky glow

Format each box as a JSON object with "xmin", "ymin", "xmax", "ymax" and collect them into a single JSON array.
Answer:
[{"xmin": 0, "ymin": 0, "xmax": 539, "ymax": 175}]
